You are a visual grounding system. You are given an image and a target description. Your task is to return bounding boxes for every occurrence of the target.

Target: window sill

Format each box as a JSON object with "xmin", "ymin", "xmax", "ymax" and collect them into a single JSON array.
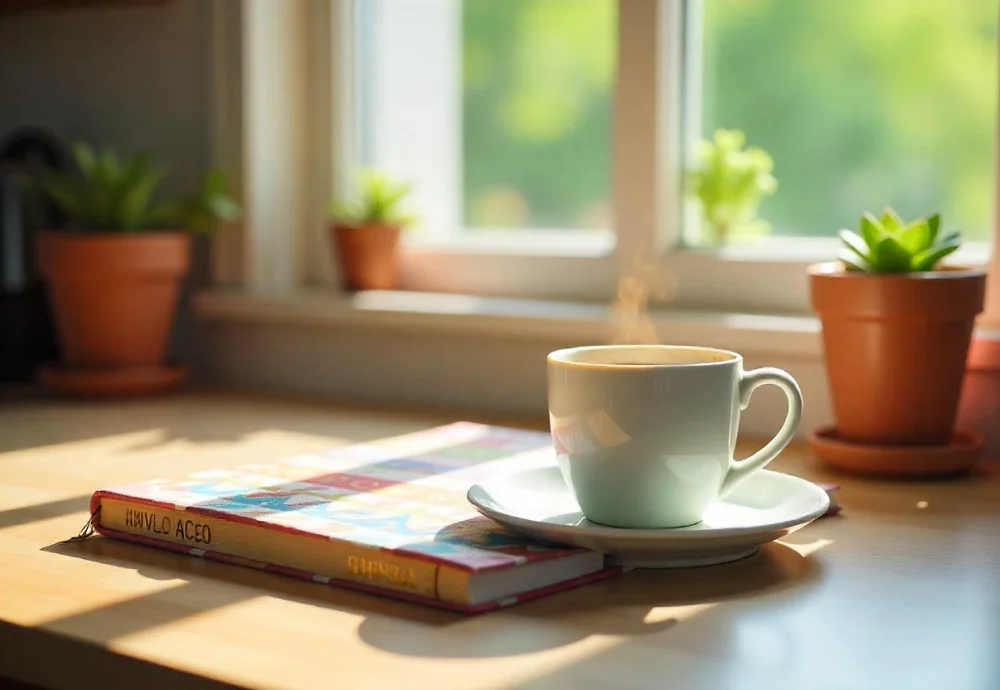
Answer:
[
  {"xmin": 193, "ymin": 288, "xmax": 823, "ymax": 359},
  {"xmin": 394, "ymin": 239, "xmax": 991, "ymax": 311}
]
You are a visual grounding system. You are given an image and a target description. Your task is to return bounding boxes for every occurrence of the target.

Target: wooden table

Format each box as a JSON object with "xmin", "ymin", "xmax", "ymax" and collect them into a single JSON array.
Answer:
[{"xmin": 1, "ymin": 391, "xmax": 998, "ymax": 690}]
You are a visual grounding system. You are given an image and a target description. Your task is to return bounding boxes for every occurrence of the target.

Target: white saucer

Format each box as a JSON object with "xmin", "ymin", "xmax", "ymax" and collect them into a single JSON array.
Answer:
[{"xmin": 467, "ymin": 465, "xmax": 830, "ymax": 569}]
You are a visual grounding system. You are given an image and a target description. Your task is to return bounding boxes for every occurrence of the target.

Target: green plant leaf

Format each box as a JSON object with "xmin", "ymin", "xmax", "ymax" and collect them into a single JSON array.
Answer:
[
  {"xmin": 849, "ymin": 210, "xmax": 961, "ymax": 272},
  {"xmin": 873, "ymin": 236, "xmax": 912, "ymax": 272},
  {"xmin": 912, "ymin": 239, "xmax": 960, "ymax": 271},
  {"xmin": 684, "ymin": 128, "xmax": 776, "ymax": 246},
  {"xmin": 838, "ymin": 229, "xmax": 870, "ymax": 262},
  {"xmin": 880, "ymin": 207, "xmax": 904, "ymax": 234},
  {"xmin": 838, "ymin": 248, "xmax": 869, "ymax": 272},
  {"xmin": 926, "ymin": 213, "xmax": 941, "ymax": 242},
  {"xmin": 118, "ymin": 163, "xmax": 167, "ymax": 231},
  {"xmin": 859, "ymin": 212, "xmax": 882, "ymax": 249},
  {"xmin": 181, "ymin": 169, "xmax": 241, "ymax": 232},
  {"xmin": 82, "ymin": 147, "xmax": 123, "ymax": 229},
  {"xmin": 72, "ymin": 142, "xmax": 98, "ymax": 182},
  {"xmin": 203, "ymin": 194, "xmax": 241, "ymax": 223},
  {"xmin": 898, "ymin": 219, "xmax": 930, "ymax": 254},
  {"xmin": 34, "ymin": 141, "xmax": 238, "ymax": 235},
  {"xmin": 330, "ymin": 169, "xmax": 417, "ymax": 228}
]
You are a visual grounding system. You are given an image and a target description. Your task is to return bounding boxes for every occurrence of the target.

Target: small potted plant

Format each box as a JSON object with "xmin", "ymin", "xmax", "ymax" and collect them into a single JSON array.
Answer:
[
  {"xmin": 808, "ymin": 208, "xmax": 987, "ymax": 476},
  {"xmin": 688, "ymin": 128, "xmax": 777, "ymax": 245},
  {"xmin": 35, "ymin": 142, "xmax": 240, "ymax": 396},
  {"xmin": 329, "ymin": 170, "xmax": 417, "ymax": 291}
]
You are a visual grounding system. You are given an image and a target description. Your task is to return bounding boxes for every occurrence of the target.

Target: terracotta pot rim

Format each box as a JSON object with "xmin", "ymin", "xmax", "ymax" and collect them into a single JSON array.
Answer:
[
  {"xmin": 37, "ymin": 230, "xmax": 191, "ymax": 281},
  {"xmin": 809, "ymin": 426, "xmax": 983, "ymax": 478},
  {"xmin": 809, "ymin": 260, "xmax": 986, "ymax": 280},
  {"xmin": 812, "ymin": 425, "xmax": 984, "ymax": 452}
]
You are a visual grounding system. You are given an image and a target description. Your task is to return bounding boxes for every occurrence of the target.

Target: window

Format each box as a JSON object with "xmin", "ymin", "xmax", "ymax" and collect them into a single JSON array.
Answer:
[
  {"xmin": 352, "ymin": 0, "xmax": 616, "ymax": 245},
  {"xmin": 697, "ymin": 0, "xmax": 998, "ymax": 244},
  {"xmin": 462, "ymin": 1, "xmax": 615, "ymax": 234},
  {"xmin": 316, "ymin": 0, "xmax": 998, "ymax": 309}
]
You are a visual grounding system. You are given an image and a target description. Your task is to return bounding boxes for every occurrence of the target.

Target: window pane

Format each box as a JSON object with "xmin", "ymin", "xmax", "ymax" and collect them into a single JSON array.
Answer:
[
  {"xmin": 355, "ymin": 0, "xmax": 615, "ymax": 238},
  {"xmin": 698, "ymin": 0, "xmax": 998, "ymax": 242},
  {"xmin": 462, "ymin": 0, "xmax": 616, "ymax": 231}
]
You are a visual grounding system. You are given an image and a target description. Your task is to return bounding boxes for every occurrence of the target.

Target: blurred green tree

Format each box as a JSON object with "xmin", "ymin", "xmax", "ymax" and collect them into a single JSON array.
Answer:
[
  {"xmin": 462, "ymin": 0, "xmax": 615, "ymax": 230},
  {"xmin": 703, "ymin": 0, "xmax": 997, "ymax": 240},
  {"xmin": 462, "ymin": 0, "xmax": 997, "ymax": 240}
]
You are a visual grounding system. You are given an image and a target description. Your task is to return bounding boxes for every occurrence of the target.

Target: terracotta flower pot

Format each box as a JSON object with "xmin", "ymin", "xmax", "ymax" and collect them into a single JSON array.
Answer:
[
  {"xmin": 330, "ymin": 223, "xmax": 401, "ymax": 291},
  {"xmin": 37, "ymin": 231, "xmax": 190, "ymax": 368},
  {"xmin": 809, "ymin": 261, "xmax": 986, "ymax": 446},
  {"xmin": 958, "ymin": 330, "xmax": 1000, "ymax": 462}
]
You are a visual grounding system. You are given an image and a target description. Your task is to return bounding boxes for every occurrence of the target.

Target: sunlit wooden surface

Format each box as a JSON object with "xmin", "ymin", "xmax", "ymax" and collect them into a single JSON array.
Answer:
[{"xmin": 1, "ymin": 390, "xmax": 998, "ymax": 690}]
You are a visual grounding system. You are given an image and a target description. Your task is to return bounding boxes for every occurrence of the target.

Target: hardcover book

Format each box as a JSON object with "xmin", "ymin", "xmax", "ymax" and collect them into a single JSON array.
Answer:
[{"xmin": 86, "ymin": 422, "xmax": 619, "ymax": 613}]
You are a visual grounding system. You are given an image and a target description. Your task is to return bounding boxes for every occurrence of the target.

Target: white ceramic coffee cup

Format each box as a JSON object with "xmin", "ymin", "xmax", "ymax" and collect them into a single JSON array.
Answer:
[{"xmin": 547, "ymin": 344, "xmax": 803, "ymax": 529}]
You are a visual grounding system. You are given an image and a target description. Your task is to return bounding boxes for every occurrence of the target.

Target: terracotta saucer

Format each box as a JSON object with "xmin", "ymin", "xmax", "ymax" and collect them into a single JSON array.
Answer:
[
  {"xmin": 808, "ymin": 426, "xmax": 984, "ymax": 478},
  {"xmin": 39, "ymin": 364, "xmax": 189, "ymax": 398}
]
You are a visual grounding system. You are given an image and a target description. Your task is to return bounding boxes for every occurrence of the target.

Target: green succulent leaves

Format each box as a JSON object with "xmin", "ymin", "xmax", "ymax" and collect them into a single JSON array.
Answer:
[
  {"xmin": 330, "ymin": 170, "xmax": 418, "ymax": 229},
  {"xmin": 42, "ymin": 142, "xmax": 241, "ymax": 234},
  {"xmin": 688, "ymin": 129, "xmax": 778, "ymax": 244},
  {"xmin": 838, "ymin": 208, "xmax": 961, "ymax": 273}
]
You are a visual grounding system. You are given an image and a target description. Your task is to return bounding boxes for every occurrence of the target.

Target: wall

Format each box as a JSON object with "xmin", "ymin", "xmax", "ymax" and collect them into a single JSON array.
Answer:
[
  {"xmin": 0, "ymin": 0, "xmax": 214, "ymax": 362},
  {"xmin": 195, "ymin": 315, "xmax": 832, "ymax": 443}
]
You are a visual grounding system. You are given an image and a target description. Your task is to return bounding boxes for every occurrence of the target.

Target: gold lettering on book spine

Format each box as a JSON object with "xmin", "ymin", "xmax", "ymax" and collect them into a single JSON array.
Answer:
[
  {"xmin": 346, "ymin": 555, "xmax": 419, "ymax": 589},
  {"xmin": 104, "ymin": 500, "xmax": 448, "ymax": 599},
  {"xmin": 122, "ymin": 507, "xmax": 211, "ymax": 545}
]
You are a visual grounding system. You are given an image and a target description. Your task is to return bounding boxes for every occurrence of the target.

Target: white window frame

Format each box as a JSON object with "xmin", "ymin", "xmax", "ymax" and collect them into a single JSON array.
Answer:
[{"xmin": 211, "ymin": 0, "xmax": 999, "ymax": 319}]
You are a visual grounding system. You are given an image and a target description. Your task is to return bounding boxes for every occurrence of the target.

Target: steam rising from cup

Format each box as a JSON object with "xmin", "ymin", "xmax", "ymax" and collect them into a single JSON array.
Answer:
[{"xmin": 610, "ymin": 256, "xmax": 677, "ymax": 345}]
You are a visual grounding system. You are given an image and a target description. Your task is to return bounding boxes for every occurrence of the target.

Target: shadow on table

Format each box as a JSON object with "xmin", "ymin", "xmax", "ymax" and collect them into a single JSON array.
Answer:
[
  {"xmin": 0, "ymin": 495, "xmax": 92, "ymax": 530},
  {"xmin": 40, "ymin": 535, "xmax": 462, "ymax": 641},
  {"xmin": 40, "ymin": 535, "xmax": 823, "ymax": 660},
  {"xmin": 356, "ymin": 539, "xmax": 825, "ymax": 658}
]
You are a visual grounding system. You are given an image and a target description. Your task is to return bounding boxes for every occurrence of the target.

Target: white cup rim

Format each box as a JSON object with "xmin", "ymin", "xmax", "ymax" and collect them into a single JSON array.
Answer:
[{"xmin": 547, "ymin": 344, "xmax": 743, "ymax": 370}]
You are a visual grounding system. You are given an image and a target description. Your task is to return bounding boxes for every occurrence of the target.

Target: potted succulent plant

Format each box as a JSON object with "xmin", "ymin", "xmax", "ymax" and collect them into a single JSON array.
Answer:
[
  {"xmin": 808, "ymin": 208, "xmax": 987, "ymax": 476},
  {"xmin": 688, "ymin": 128, "xmax": 777, "ymax": 245},
  {"xmin": 329, "ymin": 170, "xmax": 417, "ymax": 291},
  {"xmin": 35, "ymin": 142, "xmax": 240, "ymax": 396}
]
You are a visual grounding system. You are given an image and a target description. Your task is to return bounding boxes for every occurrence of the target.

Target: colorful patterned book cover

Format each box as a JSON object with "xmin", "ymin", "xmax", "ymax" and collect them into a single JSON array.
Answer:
[{"xmin": 89, "ymin": 422, "xmax": 619, "ymax": 613}]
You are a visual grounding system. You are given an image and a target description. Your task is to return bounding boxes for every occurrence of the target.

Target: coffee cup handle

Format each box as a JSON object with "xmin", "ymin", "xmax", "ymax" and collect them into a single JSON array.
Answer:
[{"xmin": 720, "ymin": 367, "xmax": 803, "ymax": 497}]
